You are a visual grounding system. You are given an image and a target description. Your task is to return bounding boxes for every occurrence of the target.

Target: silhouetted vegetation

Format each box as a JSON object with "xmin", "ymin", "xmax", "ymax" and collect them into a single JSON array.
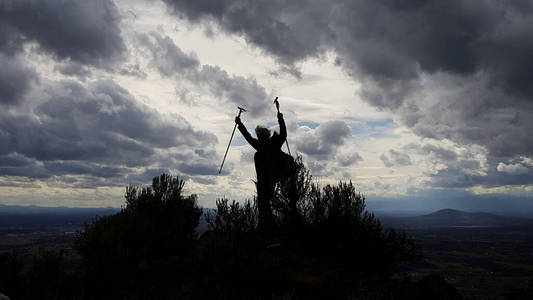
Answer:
[
  {"xmin": 0, "ymin": 247, "xmax": 82, "ymax": 299},
  {"xmin": 74, "ymin": 174, "xmax": 202, "ymax": 298},
  {"xmin": 197, "ymin": 156, "xmax": 421, "ymax": 299},
  {"xmin": 0, "ymin": 160, "xmax": 473, "ymax": 299}
]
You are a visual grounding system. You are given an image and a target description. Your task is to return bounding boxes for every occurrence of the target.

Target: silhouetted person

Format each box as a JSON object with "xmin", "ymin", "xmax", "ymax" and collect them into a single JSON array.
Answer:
[{"xmin": 236, "ymin": 112, "xmax": 292, "ymax": 232}]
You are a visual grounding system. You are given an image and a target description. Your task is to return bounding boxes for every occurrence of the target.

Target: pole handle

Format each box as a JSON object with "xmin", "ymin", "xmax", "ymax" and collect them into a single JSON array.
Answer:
[{"xmin": 274, "ymin": 97, "xmax": 280, "ymax": 113}]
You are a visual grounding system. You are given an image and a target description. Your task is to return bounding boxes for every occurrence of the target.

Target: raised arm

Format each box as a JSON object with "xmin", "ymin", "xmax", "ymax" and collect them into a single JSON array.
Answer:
[
  {"xmin": 272, "ymin": 112, "xmax": 287, "ymax": 149},
  {"xmin": 236, "ymin": 116, "xmax": 259, "ymax": 150},
  {"xmin": 278, "ymin": 112, "xmax": 287, "ymax": 141}
]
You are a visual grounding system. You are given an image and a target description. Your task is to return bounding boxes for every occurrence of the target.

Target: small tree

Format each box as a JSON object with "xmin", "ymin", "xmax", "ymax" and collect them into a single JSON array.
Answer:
[{"xmin": 75, "ymin": 174, "xmax": 202, "ymax": 294}]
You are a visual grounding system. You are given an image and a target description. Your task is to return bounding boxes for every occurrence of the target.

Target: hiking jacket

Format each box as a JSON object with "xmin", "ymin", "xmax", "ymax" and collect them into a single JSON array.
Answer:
[{"xmin": 237, "ymin": 115, "xmax": 287, "ymax": 154}]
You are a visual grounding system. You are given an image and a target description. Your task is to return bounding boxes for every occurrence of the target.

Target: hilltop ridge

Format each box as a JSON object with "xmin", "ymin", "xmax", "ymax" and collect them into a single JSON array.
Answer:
[{"xmin": 381, "ymin": 208, "xmax": 533, "ymax": 229}]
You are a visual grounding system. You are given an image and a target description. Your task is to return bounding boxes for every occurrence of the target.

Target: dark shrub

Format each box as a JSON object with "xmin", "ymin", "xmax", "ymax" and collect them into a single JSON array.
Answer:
[
  {"xmin": 72, "ymin": 163, "xmax": 419, "ymax": 298},
  {"xmin": 0, "ymin": 248, "xmax": 81, "ymax": 300},
  {"xmin": 0, "ymin": 252, "xmax": 23, "ymax": 298},
  {"xmin": 273, "ymin": 156, "xmax": 419, "ymax": 275},
  {"xmin": 25, "ymin": 247, "xmax": 66, "ymax": 299},
  {"xmin": 199, "ymin": 156, "xmax": 419, "ymax": 298},
  {"xmin": 75, "ymin": 174, "xmax": 202, "ymax": 295}
]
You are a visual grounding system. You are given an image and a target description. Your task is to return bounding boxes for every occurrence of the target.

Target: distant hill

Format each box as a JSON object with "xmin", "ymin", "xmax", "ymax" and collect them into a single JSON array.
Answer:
[{"xmin": 380, "ymin": 208, "xmax": 533, "ymax": 229}]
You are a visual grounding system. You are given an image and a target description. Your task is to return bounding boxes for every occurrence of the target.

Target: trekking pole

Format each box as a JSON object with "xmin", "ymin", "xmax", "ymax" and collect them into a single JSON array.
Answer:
[
  {"xmin": 273, "ymin": 97, "xmax": 291, "ymax": 156},
  {"xmin": 219, "ymin": 106, "xmax": 246, "ymax": 174}
]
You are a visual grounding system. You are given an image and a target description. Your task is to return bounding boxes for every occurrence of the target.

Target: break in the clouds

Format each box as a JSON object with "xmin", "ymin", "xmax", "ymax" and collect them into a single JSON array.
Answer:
[{"xmin": 162, "ymin": 0, "xmax": 533, "ymax": 160}]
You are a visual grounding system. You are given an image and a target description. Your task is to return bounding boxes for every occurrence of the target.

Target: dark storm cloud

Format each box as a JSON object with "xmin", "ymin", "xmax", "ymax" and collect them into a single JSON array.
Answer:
[
  {"xmin": 162, "ymin": 0, "xmax": 533, "ymax": 159},
  {"xmin": 165, "ymin": 0, "xmax": 533, "ymax": 99},
  {"xmin": 162, "ymin": 0, "xmax": 332, "ymax": 66},
  {"xmin": 0, "ymin": 160, "xmax": 129, "ymax": 185},
  {"xmin": 54, "ymin": 62, "xmax": 91, "ymax": 79},
  {"xmin": 136, "ymin": 32, "xmax": 270, "ymax": 116},
  {"xmin": 380, "ymin": 150, "xmax": 412, "ymax": 168},
  {"xmin": 295, "ymin": 121, "xmax": 350, "ymax": 160},
  {"xmin": 404, "ymin": 143, "xmax": 458, "ymax": 162},
  {"xmin": 0, "ymin": 54, "xmax": 37, "ymax": 105},
  {"xmin": 0, "ymin": 79, "xmax": 217, "ymax": 186},
  {"xmin": 0, "ymin": 0, "xmax": 125, "ymax": 66},
  {"xmin": 0, "ymin": 164, "xmax": 50, "ymax": 179},
  {"xmin": 136, "ymin": 33, "xmax": 200, "ymax": 76},
  {"xmin": 0, "ymin": 153, "xmax": 35, "ymax": 167},
  {"xmin": 194, "ymin": 65, "xmax": 271, "ymax": 116},
  {"xmin": 400, "ymin": 76, "xmax": 533, "ymax": 158}
]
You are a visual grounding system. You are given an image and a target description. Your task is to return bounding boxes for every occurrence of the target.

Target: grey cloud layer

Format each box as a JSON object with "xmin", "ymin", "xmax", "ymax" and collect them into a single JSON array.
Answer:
[
  {"xmin": 295, "ymin": 121, "xmax": 350, "ymax": 160},
  {"xmin": 0, "ymin": 79, "xmax": 217, "ymax": 187},
  {"xmin": 338, "ymin": 152, "xmax": 363, "ymax": 167},
  {"xmin": 0, "ymin": 0, "xmax": 125, "ymax": 106},
  {"xmin": 162, "ymin": 0, "xmax": 332, "ymax": 65},
  {"xmin": 402, "ymin": 142, "xmax": 533, "ymax": 188},
  {"xmin": 0, "ymin": 2, "xmax": 252, "ymax": 188},
  {"xmin": 380, "ymin": 150, "xmax": 412, "ymax": 168},
  {"xmin": 429, "ymin": 159, "xmax": 533, "ymax": 188},
  {"xmin": 136, "ymin": 32, "xmax": 270, "ymax": 116},
  {"xmin": 0, "ymin": 54, "xmax": 37, "ymax": 105},
  {"xmin": 162, "ymin": 0, "xmax": 533, "ymax": 159}
]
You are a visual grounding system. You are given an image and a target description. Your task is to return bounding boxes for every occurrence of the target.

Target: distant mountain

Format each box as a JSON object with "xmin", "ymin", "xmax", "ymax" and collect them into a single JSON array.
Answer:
[{"xmin": 380, "ymin": 208, "xmax": 533, "ymax": 229}]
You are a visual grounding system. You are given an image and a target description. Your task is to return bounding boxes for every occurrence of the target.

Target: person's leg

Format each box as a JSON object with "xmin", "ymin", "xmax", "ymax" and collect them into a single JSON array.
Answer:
[
  {"xmin": 256, "ymin": 178, "xmax": 268, "ymax": 232},
  {"xmin": 255, "ymin": 152, "xmax": 273, "ymax": 232}
]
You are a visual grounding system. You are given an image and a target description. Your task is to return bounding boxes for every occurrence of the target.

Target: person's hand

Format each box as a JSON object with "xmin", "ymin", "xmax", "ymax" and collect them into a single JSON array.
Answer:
[
  {"xmin": 235, "ymin": 116, "xmax": 241, "ymax": 124},
  {"xmin": 277, "ymin": 112, "xmax": 283, "ymax": 119}
]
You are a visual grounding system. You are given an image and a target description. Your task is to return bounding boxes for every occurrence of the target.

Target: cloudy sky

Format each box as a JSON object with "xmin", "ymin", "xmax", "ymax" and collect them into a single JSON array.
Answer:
[{"xmin": 1, "ymin": 0, "xmax": 533, "ymax": 215}]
